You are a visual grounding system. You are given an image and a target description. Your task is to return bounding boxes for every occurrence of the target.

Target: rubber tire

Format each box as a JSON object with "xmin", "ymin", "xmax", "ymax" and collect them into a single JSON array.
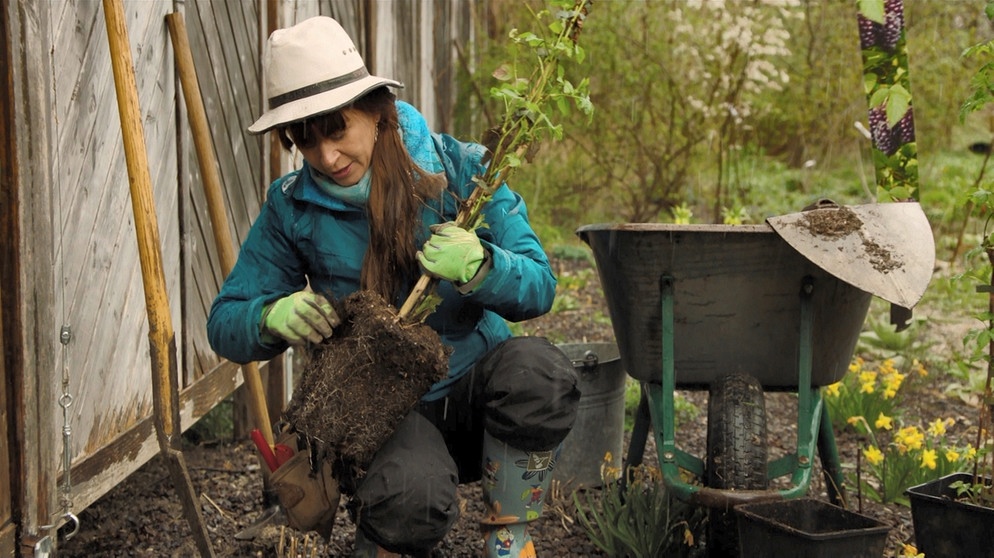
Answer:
[{"xmin": 705, "ymin": 372, "xmax": 768, "ymax": 558}]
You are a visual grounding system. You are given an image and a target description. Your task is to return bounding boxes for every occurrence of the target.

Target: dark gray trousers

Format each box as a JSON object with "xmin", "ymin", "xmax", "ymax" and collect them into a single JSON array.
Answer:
[{"xmin": 349, "ymin": 336, "xmax": 580, "ymax": 554}]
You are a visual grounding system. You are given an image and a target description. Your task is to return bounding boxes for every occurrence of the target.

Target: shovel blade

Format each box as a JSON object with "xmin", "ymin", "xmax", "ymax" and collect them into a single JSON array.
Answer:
[
  {"xmin": 767, "ymin": 201, "xmax": 934, "ymax": 308},
  {"xmin": 234, "ymin": 505, "xmax": 285, "ymax": 540}
]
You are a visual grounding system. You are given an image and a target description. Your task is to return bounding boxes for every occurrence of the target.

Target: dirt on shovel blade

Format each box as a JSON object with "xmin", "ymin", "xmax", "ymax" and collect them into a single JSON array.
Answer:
[{"xmin": 282, "ymin": 290, "xmax": 450, "ymax": 477}]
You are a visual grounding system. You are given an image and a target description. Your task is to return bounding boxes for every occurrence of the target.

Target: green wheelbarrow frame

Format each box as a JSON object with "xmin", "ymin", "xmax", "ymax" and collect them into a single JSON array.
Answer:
[{"xmin": 647, "ymin": 274, "xmax": 845, "ymax": 508}]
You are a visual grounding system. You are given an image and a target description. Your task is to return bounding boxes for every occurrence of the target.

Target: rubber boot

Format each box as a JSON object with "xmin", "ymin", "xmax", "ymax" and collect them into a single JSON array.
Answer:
[
  {"xmin": 480, "ymin": 431, "xmax": 559, "ymax": 558},
  {"xmin": 352, "ymin": 528, "xmax": 401, "ymax": 558}
]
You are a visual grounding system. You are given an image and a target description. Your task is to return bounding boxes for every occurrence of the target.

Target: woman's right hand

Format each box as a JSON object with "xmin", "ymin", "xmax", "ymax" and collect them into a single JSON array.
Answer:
[{"xmin": 261, "ymin": 292, "xmax": 340, "ymax": 345}]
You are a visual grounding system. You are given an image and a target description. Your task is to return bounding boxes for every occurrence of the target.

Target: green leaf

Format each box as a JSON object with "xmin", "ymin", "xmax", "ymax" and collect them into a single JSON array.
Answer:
[
  {"xmin": 858, "ymin": 0, "xmax": 885, "ymax": 25},
  {"xmin": 887, "ymin": 185, "xmax": 911, "ymax": 200},
  {"xmin": 492, "ymin": 64, "xmax": 513, "ymax": 82},
  {"xmin": 577, "ymin": 94, "xmax": 593, "ymax": 116},
  {"xmin": 886, "ymin": 84, "xmax": 912, "ymax": 127},
  {"xmin": 869, "ymin": 85, "xmax": 890, "ymax": 108},
  {"xmin": 863, "ymin": 72, "xmax": 878, "ymax": 96}
]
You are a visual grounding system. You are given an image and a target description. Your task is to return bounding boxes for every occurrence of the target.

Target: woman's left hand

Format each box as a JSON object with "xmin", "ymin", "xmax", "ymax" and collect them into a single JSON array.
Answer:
[{"xmin": 417, "ymin": 222, "xmax": 485, "ymax": 284}]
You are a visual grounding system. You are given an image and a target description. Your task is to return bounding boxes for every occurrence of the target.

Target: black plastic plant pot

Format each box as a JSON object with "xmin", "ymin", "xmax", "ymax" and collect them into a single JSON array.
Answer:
[
  {"xmin": 735, "ymin": 498, "xmax": 890, "ymax": 558},
  {"xmin": 906, "ymin": 472, "xmax": 994, "ymax": 558}
]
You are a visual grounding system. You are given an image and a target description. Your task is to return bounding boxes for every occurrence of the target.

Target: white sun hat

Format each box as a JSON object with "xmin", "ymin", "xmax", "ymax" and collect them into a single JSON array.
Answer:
[{"xmin": 248, "ymin": 16, "xmax": 402, "ymax": 134}]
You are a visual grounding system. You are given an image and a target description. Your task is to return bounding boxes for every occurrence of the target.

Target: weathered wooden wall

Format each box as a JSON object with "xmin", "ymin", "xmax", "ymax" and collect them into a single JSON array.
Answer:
[
  {"xmin": 0, "ymin": 0, "xmax": 260, "ymax": 548},
  {"xmin": 1, "ymin": 0, "xmax": 476, "ymax": 553}
]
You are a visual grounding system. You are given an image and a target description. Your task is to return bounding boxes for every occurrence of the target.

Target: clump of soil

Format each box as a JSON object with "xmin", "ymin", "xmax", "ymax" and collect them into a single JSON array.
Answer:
[
  {"xmin": 864, "ymin": 236, "xmax": 901, "ymax": 272},
  {"xmin": 796, "ymin": 206, "xmax": 863, "ymax": 238},
  {"xmin": 282, "ymin": 290, "xmax": 450, "ymax": 476},
  {"xmin": 794, "ymin": 206, "xmax": 903, "ymax": 273}
]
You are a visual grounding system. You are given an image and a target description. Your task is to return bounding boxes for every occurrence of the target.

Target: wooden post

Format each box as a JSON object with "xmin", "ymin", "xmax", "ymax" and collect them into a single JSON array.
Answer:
[{"xmin": 102, "ymin": 1, "xmax": 214, "ymax": 555}]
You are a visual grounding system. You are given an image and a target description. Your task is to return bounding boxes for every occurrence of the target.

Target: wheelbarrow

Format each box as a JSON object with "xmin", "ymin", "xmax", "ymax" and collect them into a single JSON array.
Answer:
[{"xmin": 575, "ymin": 201, "xmax": 934, "ymax": 555}]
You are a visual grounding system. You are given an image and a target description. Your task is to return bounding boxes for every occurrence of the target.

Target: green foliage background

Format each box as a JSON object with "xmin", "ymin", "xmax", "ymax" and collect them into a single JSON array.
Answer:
[{"xmin": 453, "ymin": 0, "xmax": 994, "ymax": 259}]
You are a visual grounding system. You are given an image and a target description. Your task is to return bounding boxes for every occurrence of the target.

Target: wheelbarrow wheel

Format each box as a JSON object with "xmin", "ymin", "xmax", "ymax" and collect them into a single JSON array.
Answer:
[{"xmin": 705, "ymin": 372, "xmax": 768, "ymax": 558}]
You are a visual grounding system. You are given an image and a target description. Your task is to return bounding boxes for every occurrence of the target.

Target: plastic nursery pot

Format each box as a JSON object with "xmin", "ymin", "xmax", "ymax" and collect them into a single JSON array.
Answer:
[
  {"xmin": 906, "ymin": 472, "xmax": 994, "ymax": 558},
  {"xmin": 735, "ymin": 498, "xmax": 890, "ymax": 558}
]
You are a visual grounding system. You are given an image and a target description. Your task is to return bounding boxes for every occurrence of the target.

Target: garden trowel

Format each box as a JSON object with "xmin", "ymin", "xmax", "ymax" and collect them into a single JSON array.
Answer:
[{"xmin": 767, "ymin": 200, "xmax": 934, "ymax": 310}]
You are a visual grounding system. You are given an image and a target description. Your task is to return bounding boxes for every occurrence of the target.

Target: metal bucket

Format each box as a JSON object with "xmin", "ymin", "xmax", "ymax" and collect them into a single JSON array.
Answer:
[{"xmin": 554, "ymin": 342, "xmax": 627, "ymax": 489}]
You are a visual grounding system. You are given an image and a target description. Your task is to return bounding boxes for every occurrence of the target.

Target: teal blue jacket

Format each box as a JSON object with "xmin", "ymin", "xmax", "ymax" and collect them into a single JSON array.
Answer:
[{"xmin": 206, "ymin": 102, "xmax": 556, "ymax": 400}]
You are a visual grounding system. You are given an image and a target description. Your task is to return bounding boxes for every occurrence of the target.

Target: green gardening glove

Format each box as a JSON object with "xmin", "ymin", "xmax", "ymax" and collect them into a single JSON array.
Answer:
[
  {"xmin": 417, "ymin": 222, "xmax": 486, "ymax": 284},
  {"xmin": 261, "ymin": 291, "xmax": 340, "ymax": 345}
]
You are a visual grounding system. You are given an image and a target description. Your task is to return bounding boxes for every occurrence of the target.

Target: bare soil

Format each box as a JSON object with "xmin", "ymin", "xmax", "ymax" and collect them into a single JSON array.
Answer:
[{"xmin": 58, "ymin": 254, "xmax": 968, "ymax": 557}]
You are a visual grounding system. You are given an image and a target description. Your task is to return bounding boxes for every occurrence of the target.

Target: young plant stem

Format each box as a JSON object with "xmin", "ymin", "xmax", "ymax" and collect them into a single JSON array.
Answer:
[
  {"xmin": 397, "ymin": 0, "xmax": 591, "ymax": 322},
  {"xmin": 976, "ymin": 247, "xmax": 994, "ymax": 492}
]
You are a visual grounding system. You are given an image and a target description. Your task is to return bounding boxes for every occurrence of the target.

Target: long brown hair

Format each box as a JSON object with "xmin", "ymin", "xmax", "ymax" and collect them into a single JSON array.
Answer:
[{"xmin": 277, "ymin": 88, "xmax": 446, "ymax": 302}]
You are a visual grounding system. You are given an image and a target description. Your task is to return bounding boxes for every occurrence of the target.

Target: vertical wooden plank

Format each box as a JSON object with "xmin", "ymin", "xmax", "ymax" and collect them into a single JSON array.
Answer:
[
  {"xmin": 432, "ymin": 0, "xmax": 450, "ymax": 132},
  {"xmin": 0, "ymin": 0, "xmax": 16, "ymax": 550},
  {"xmin": 264, "ymin": 0, "xmax": 287, "ymax": 419},
  {"xmin": 7, "ymin": 0, "xmax": 58, "ymax": 539}
]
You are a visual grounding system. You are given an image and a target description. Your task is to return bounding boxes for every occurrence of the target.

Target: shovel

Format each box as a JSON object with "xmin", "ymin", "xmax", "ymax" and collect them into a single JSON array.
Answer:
[{"xmin": 767, "ymin": 200, "xmax": 934, "ymax": 310}]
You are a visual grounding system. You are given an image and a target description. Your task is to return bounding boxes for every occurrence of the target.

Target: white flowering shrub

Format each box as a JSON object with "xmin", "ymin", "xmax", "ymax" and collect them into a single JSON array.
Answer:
[{"xmin": 553, "ymin": 0, "xmax": 802, "ymax": 222}]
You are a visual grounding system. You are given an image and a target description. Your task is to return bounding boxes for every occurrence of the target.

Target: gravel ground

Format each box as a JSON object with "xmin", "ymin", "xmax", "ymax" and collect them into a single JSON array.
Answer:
[{"xmin": 57, "ymin": 254, "xmax": 967, "ymax": 557}]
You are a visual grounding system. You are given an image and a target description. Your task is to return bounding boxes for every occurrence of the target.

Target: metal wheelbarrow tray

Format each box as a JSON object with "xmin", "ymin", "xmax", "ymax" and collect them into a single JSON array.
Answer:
[
  {"xmin": 575, "ymin": 202, "xmax": 935, "ymax": 512},
  {"xmin": 577, "ymin": 222, "xmax": 871, "ymax": 390}
]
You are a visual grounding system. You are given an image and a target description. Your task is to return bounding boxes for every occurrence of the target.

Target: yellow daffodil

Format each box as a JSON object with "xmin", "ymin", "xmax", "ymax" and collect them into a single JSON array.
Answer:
[
  {"xmin": 849, "ymin": 357, "xmax": 864, "ymax": 374},
  {"xmin": 921, "ymin": 449, "xmax": 937, "ymax": 470},
  {"xmin": 875, "ymin": 413, "xmax": 893, "ymax": 431},
  {"xmin": 945, "ymin": 449, "xmax": 960, "ymax": 462},
  {"xmin": 902, "ymin": 543, "xmax": 924, "ymax": 558},
  {"xmin": 879, "ymin": 359, "xmax": 897, "ymax": 375},
  {"xmin": 967, "ymin": 446, "xmax": 978, "ymax": 459},
  {"xmin": 824, "ymin": 382, "xmax": 841, "ymax": 398},
  {"xmin": 895, "ymin": 426, "xmax": 924, "ymax": 451},
  {"xmin": 912, "ymin": 358, "xmax": 928, "ymax": 377},
  {"xmin": 860, "ymin": 381, "xmax": 875, "ymax": 394},
  {"xmin": 882, "ymin": 371, "xmax": 905, "ymax": 394},
  {"xmin": 847, "ymin": 416, "xmax": 863, "ymax": 426},
  {"xmin": 927, "ymin": 418, "xmax": 948, "ymax": 437},
  {"xmin": 863, "ymin": 445, "xmax": 884, "ymax": 466},
  {"xmin": 859, "ymin": 370, "xmax": 877, "ymax": 385}
]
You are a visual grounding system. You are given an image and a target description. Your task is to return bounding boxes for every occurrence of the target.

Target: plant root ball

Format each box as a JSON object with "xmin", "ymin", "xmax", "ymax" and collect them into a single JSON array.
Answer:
[{"xmin": 283, "ymin": 290, "xmax": 450, "ymax": 474}]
